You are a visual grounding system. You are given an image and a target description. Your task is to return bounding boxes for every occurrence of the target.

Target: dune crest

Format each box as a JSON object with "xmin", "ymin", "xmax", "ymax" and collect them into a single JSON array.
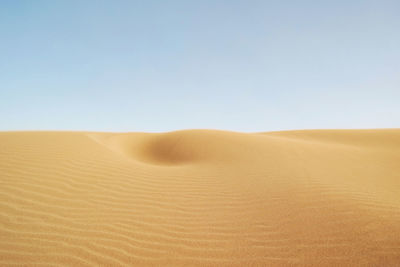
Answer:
[
  {"xmin": 1, "ymin": 129, "xmax": 400, "ymax": 266},
  {"xmin": 89, "ymin": 130, "xmax": 266, "ymax": 166}
]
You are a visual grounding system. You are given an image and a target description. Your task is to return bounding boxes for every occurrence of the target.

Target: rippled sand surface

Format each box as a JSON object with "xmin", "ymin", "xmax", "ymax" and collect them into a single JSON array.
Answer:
[{"xmin": 1, "ymin": 129, "xmax": 400, "ymax": 266}]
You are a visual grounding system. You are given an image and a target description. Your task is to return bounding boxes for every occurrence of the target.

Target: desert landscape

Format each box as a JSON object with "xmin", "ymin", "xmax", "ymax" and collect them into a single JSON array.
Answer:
[
  {"xmin": 1, "ymin": 129, "xmax": 400, "ymax": 266},
  {"xmin": 2, "ymin": 0, "xmax": 399, "ymax": 266}
]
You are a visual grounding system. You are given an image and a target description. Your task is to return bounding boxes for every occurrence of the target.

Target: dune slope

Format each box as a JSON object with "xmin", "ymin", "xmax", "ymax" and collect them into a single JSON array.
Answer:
[{"xmin": 1, "ymin": 129, "xmax": 400, "ymax": 266}]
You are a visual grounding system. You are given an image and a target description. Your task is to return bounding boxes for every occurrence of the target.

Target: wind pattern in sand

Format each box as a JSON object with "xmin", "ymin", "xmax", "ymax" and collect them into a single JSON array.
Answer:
[{"xmin": 1, "ymin": 129, "xmax": 400, "ymax": 266}]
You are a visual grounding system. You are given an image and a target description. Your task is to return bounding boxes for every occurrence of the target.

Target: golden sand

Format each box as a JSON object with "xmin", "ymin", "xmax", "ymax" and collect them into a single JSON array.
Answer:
[{"xmin": 1, "ymin": 129, "xmax": 400, "ymax": 266}]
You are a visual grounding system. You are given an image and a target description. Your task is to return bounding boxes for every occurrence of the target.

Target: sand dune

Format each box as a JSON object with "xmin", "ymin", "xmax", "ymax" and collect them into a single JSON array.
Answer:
[{"xmin": 1, "ymin": 129, "xmax": 400, "ymax": 266}]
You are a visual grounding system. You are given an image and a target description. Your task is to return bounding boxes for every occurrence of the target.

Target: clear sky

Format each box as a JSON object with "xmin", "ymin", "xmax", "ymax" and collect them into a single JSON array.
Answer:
[{"xmin": 1, "ymin": 0, "xmax": 399, "ymax": 132}]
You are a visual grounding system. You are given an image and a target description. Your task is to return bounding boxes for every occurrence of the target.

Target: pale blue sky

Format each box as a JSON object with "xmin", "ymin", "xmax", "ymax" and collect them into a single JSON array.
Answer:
[{"xmin": 1, "ymin": 0, "xmax": 399, "ymax": 132}]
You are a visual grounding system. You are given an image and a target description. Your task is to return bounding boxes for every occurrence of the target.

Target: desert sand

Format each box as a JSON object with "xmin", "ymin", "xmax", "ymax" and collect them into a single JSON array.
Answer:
[{"xmin": 0, "ymin": 129, "xmax": 400, "ymax": 266}]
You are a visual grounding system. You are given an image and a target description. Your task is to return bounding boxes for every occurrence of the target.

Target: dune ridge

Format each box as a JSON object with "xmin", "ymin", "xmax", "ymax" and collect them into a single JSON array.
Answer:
[{"xmin": 1, "ymin": 129, "xmax": 400, "ymax": 266}]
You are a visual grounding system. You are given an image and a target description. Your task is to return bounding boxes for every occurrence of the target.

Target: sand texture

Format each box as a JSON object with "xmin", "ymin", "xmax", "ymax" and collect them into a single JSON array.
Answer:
[{"xmin": 1, "ymin": 129, "xmax": 400, "ymax": 266}]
